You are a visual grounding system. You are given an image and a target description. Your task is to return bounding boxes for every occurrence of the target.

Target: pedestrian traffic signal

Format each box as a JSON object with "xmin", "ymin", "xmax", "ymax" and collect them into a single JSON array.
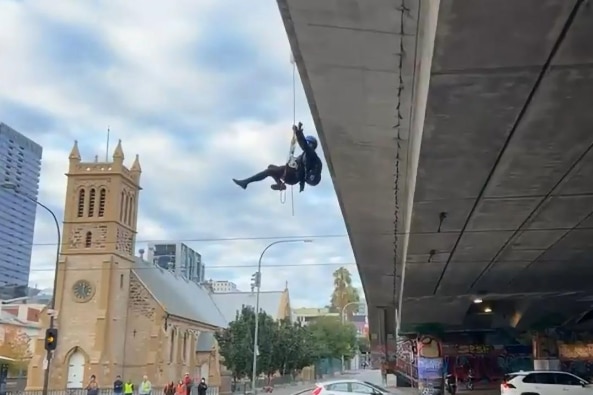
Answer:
[{"xmin": 44, "ymin": 328, "xmax": 58, "ymax": 351}]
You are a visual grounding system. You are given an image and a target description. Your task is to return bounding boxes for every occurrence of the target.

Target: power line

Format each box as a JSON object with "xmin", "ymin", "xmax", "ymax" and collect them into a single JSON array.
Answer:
[
  {"xmin": 3, "ymin": 225, "xmax": 592, "ymax": 248},
  {"xmin": 3, "ymin": 233, "xmax": 351, "ymax": 248},
  {"xmin": 26, "ymin": 262, "xmax": 357, "ymax": 273}
]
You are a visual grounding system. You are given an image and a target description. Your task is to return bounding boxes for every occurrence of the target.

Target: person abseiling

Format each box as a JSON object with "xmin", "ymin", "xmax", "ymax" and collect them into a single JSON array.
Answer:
[{"xmin": 233, "ymin": 123, "xmax": 322, "ymax": 193}]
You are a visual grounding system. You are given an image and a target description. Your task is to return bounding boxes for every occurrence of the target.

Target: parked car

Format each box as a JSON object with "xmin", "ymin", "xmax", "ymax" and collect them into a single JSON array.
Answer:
[
  {"xmin": 310, "ymin": 379, "xmax": 394, "ymax": 395},
  {"xmin": 501, "ymin": 370, "xmax": 592, "ymax": 395}
]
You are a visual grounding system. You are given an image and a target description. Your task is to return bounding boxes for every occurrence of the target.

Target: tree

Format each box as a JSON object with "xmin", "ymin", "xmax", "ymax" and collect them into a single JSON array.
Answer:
[
  {"xmin": 0, "ymin": 326, "xmax": 31, "ymax": 374},
  {"xmin": 329, "ymin": 267, "xmax": 360, "ymax": 318},
  {"xmin": 215, "ymin": 306, "xmax": 255, "ymax": 381},
  {"xmin": 214, "ymin": 306, "xmax": 277, "ymax": 382},
  {"xmin": 307, "ymin": 316, "xmax": 357, "ymax": 361},
  {"xmin": 271, "ymin": 320, "xmax": 316, "ymax": 377},
  {"xmin": 255, "ymin": 311, "xmax": 279, "ymax": 380}
]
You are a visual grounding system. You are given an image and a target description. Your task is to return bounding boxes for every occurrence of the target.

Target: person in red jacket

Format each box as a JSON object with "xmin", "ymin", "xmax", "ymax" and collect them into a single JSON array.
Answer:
[{"xmin": 183, "ymin": 373, "xmax": 193, "ymax": 395}]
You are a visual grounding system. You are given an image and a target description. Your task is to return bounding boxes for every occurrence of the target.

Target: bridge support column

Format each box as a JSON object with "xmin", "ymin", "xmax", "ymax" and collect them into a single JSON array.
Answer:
[
  {"xmin": 416, "ymin": 335, "xmax": 444, "ymax": 395},
  {"xmin": 532, "ymin": 331, "xmax": 560, "ymax": 370}
]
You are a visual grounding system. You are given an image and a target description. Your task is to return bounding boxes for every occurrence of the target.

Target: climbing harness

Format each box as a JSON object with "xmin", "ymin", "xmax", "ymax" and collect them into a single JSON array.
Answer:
[{"xmin": 279, "ymin": 53, "xmax": 298, "ymax": 216}]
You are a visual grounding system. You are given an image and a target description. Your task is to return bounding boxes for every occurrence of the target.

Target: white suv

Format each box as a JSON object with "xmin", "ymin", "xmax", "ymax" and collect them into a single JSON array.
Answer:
[{"xmin": 501, "ymin": 371, "xmax": 592, "ymax": 395}]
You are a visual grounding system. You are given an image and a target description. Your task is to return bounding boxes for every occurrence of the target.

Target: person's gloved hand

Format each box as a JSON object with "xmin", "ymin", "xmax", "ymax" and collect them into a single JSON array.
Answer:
[{"xmin": 299, "ymin": 183, "xmax": 305, "ymax": 192}]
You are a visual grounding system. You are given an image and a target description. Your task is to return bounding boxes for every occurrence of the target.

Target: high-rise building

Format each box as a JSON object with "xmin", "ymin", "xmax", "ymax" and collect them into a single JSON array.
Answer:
[
  {"xmin": 209, "ymin": 280, "xmax": 239, "ymax": 293},
  {"xmin": 0, "ymin": 123, "xmax": 42, "ymax": 294},
  {"xmin": 146, "ymin": 242, "xmax": 204, "ymax": 283}
]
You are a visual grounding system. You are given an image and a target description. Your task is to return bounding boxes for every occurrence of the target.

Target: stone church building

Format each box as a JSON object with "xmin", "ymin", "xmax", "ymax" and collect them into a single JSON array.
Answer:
[{"xmin": 27, "ymin": 141, "xmax": 228, "ymax": 390}]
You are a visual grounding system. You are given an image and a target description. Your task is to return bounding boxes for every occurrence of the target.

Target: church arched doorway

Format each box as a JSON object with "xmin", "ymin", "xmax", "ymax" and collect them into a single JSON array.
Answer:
[{"xmin": 66, "ymin": 350, "xmax": 85, "ymax": 388}]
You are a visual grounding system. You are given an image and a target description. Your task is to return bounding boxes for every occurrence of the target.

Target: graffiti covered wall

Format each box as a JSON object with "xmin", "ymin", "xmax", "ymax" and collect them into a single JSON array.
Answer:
[
  {"xmin": 559, "ymin": 342, "xmax": 593, "ymax": 380},
  {"xmin": 417, "ymin": 335, "xmax": 444, "ymax": 395},
  {"xmin": 442, "ymin": 344, "xmax": 532, "ymax": 387}
]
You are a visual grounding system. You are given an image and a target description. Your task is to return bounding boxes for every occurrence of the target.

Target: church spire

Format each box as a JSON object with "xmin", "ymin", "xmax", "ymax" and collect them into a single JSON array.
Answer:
[
  {"xmin": 131, "ymin": 154, "xmax": 141, "ymax": 172},
  {"xmin": 112, "ymin": 139, "xmax": 124, "ymax": 163},
  {"xmin": 68, "ymin": 140, "xmax": 81, "ymax": 171},
  {"xmin": 69, "ymin": 140, "xmax": 81, "ymax": 161}
]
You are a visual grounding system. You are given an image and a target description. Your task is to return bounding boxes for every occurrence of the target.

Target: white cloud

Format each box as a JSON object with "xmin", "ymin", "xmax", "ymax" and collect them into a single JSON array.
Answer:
[{"xmin": 0, "ymin": 0, "xmax": 360, "ymax": 308}]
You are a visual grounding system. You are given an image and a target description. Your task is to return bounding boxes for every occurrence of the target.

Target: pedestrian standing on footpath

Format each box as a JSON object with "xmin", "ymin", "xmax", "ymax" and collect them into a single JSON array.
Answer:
[
  {"xmin": 183, "ymin": 373, "xmax": 193, "ymax": 395},
  {"xmin": 164, "ymin": 382, "xmax": 175, "ymax": 395},
  {"xmin": 140, "ymin": 375, "xmax": 153, "ymax": 395},
  {"xmin": 86, "ymin": 375, "xmax": 100, "ymax": 395},
  {"xmin": 197, "ymin": 378, "xmax": 208, "ymax": 395},
  {"xmin": 176, "ymin": 380, "xmax": 186, "ymax": 395},
  {"xmin": 114, "ymin": 375, "xmax": 124, "ymax": 395},
  {"xmin": 124, "ymin": 379, "xmax": 134, "ymax": 395}
]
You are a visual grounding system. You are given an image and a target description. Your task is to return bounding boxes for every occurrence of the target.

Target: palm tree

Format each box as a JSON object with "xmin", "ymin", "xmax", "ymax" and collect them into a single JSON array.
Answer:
[{"xmin": 330, "ymin": 267, "xmax": 359, "ymax": 318}]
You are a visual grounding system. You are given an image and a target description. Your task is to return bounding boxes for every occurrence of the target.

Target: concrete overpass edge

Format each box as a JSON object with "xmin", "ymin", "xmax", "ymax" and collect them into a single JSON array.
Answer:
[{"xmin": 397, "ymin": 0, "xmax": 441, "ymax": 334}]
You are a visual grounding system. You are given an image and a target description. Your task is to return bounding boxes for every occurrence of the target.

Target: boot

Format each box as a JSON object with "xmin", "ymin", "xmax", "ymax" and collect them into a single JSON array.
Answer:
[{"xmin": 232, "ymin": 179, "xmax": 248, "ymax": 189}]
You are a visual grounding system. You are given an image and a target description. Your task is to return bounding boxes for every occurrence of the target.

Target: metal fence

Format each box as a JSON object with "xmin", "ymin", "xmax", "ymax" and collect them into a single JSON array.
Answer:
[{"xmin": 3, "ymin": 387, "xmax": 219, "ymax": 395}]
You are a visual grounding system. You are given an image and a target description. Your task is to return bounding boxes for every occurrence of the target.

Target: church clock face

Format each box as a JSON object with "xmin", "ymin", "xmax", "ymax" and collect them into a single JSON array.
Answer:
[{"xmin": 72, "ymin": 280, "xmax": 95, "ymax": 302}]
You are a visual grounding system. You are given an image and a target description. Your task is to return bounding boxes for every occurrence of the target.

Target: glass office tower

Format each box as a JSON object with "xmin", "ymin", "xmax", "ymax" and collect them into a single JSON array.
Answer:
[
  {"xmin": 146, "ymin": 242, "xmax": 205, "ymax": 283},
  {"xmin": 0, "ymin": 123, "xmax": 43, "ymax": 296}
]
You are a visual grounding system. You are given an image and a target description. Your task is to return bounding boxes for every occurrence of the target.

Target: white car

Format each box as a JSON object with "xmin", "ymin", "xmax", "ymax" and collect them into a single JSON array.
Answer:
[
  {"xmin": 311, "ymin": 379, "xmax": 393, "ymax": 395},
  {"xmin": 502, "ymin": 370, "xmax": 593, "ymax": 395}
]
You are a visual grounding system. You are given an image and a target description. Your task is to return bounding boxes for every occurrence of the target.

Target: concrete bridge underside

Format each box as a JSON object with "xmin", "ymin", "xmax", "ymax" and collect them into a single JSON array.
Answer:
[{"xmin": 278, "ymin": 0, "xmax": 593, "ymax": 335}]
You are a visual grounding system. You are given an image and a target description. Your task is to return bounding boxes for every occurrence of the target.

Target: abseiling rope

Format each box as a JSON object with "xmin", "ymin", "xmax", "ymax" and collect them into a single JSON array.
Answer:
[{"xmin": 280, "ymin": 54, "xmax": 297, "ymax": 216}]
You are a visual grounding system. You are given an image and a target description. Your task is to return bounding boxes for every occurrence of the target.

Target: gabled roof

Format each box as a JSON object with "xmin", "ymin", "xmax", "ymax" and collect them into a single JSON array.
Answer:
[
  {"xmin": 210, "ymin": 291, "xmax": 286, "ymax": 323},
  {"xmin": 132, "ymin": 257, "xmax": 227, "ymax": 328}
]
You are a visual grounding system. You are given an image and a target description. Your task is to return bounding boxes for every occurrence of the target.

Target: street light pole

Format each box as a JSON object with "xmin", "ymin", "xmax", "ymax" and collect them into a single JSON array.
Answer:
[
  {"xmin": 251, "ymin": 239, "xmax": 312, "ymax": 394},
  {"xmin": 340, "ymin": 301, "xmax": 365, "ymax": 373},
  {"xmin": 2, "ymin": 183, "xmax": 60, "ymax": 395}
]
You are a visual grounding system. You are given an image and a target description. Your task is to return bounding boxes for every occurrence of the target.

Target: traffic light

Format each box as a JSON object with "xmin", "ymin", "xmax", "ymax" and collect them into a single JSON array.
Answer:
[
  {"xmin": 44, "ymin": 328, "xmax": 58, "ymax": 351},
  {"xmin": 250, "ymin": 272, "xmax": 261, "ymax": 289}
]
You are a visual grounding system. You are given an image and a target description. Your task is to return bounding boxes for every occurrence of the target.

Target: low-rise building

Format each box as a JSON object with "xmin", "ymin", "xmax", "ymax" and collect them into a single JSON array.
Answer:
[{"xmin": 292, "ymin": 307, "xmax": 339, "ymax": 325}]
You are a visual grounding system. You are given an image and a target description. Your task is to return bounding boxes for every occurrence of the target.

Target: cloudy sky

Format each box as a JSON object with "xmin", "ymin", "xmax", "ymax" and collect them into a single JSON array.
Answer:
[{"xmin": 0, "ymin": 0, "xmax": 363, "ymax": 308}]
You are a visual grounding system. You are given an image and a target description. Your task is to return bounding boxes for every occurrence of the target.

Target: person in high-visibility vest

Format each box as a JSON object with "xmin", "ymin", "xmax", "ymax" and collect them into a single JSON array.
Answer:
[
  {"xmin": 140, "ymin": 375, "xmax": 152, "ymax": 395},
  {"xmin": 175, "ymin": 380, "xmax": 186, "ymax": 395},
  {"xmin": 124, "ymin": 379, "xmax": 134, "ymax": 395}
]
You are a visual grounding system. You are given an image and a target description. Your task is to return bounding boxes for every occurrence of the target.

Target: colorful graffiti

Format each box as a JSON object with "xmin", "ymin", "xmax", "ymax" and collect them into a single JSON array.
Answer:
[
  {"xmin": 418, "ymin": 335, "xmax": 442, "ymax": 358},
  {"xmin": 443, "ymin": 345, "xmax": 532, "ymax": 387},
  {"xmin": 559, "ymin": 342, "xmax": 593, "ymax": 379},
  {"xmin": 417, "ymin": 336, "xmax": 444, "ymax": 395}
]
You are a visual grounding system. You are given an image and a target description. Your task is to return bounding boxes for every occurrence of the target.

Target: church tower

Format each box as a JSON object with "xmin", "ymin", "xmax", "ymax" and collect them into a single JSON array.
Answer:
[{"xmin": 27, "ymin": 140, "xmax": 142, "ymax": 389}]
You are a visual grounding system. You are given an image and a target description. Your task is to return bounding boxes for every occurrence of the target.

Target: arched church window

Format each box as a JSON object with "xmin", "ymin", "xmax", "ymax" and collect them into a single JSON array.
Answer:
[
  {"xmin": 128, "ymin": 195, "xmax": 134, "ymax": 225},
  {"xmin": 77, "ymin": 189, "xmax": 85, "ymax": 217},
  {"xmin": 169, "ymin": 328, "xmax": 176, "ymax": 363},
  {"xmin": 98, "ymin": 189, "xmax": 106, "ymax": 217},
  {"xmin": 120, "ymin": 192, "xmax": 125, "ymax": 221},
  {"xmin": 88, "ymin": 189, "xmax": 96, "ymax": 217},
  {"xmin": 182, "ymin": 331, "xmax": 187, "ymax": 362},
  {"xmin": 85, "ymin": 231, "xmax": 92, "ymax": 248},
  {"xmin": 123, "ymin": 193, "xmax": 129, "ymax": 224}
]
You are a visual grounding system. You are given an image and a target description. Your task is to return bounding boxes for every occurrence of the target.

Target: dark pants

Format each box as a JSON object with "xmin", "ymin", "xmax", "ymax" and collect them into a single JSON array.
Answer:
[{"xmin": 242, "ymin": 164, "xmax": 298, "ymax": 186}]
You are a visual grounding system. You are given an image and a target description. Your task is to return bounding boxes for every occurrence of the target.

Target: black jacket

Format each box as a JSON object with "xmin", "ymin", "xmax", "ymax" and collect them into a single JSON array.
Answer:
[
  {"xmin": 197, "ymin": 383, "xmax": 208, "ymax": 395},
  {"xmin": 293, "ymin": 124, "xmax": 322, "ymax": 192},
  {"xmin": 114, "ymin": 380, "xmax": 123, "ymax": 393}
]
